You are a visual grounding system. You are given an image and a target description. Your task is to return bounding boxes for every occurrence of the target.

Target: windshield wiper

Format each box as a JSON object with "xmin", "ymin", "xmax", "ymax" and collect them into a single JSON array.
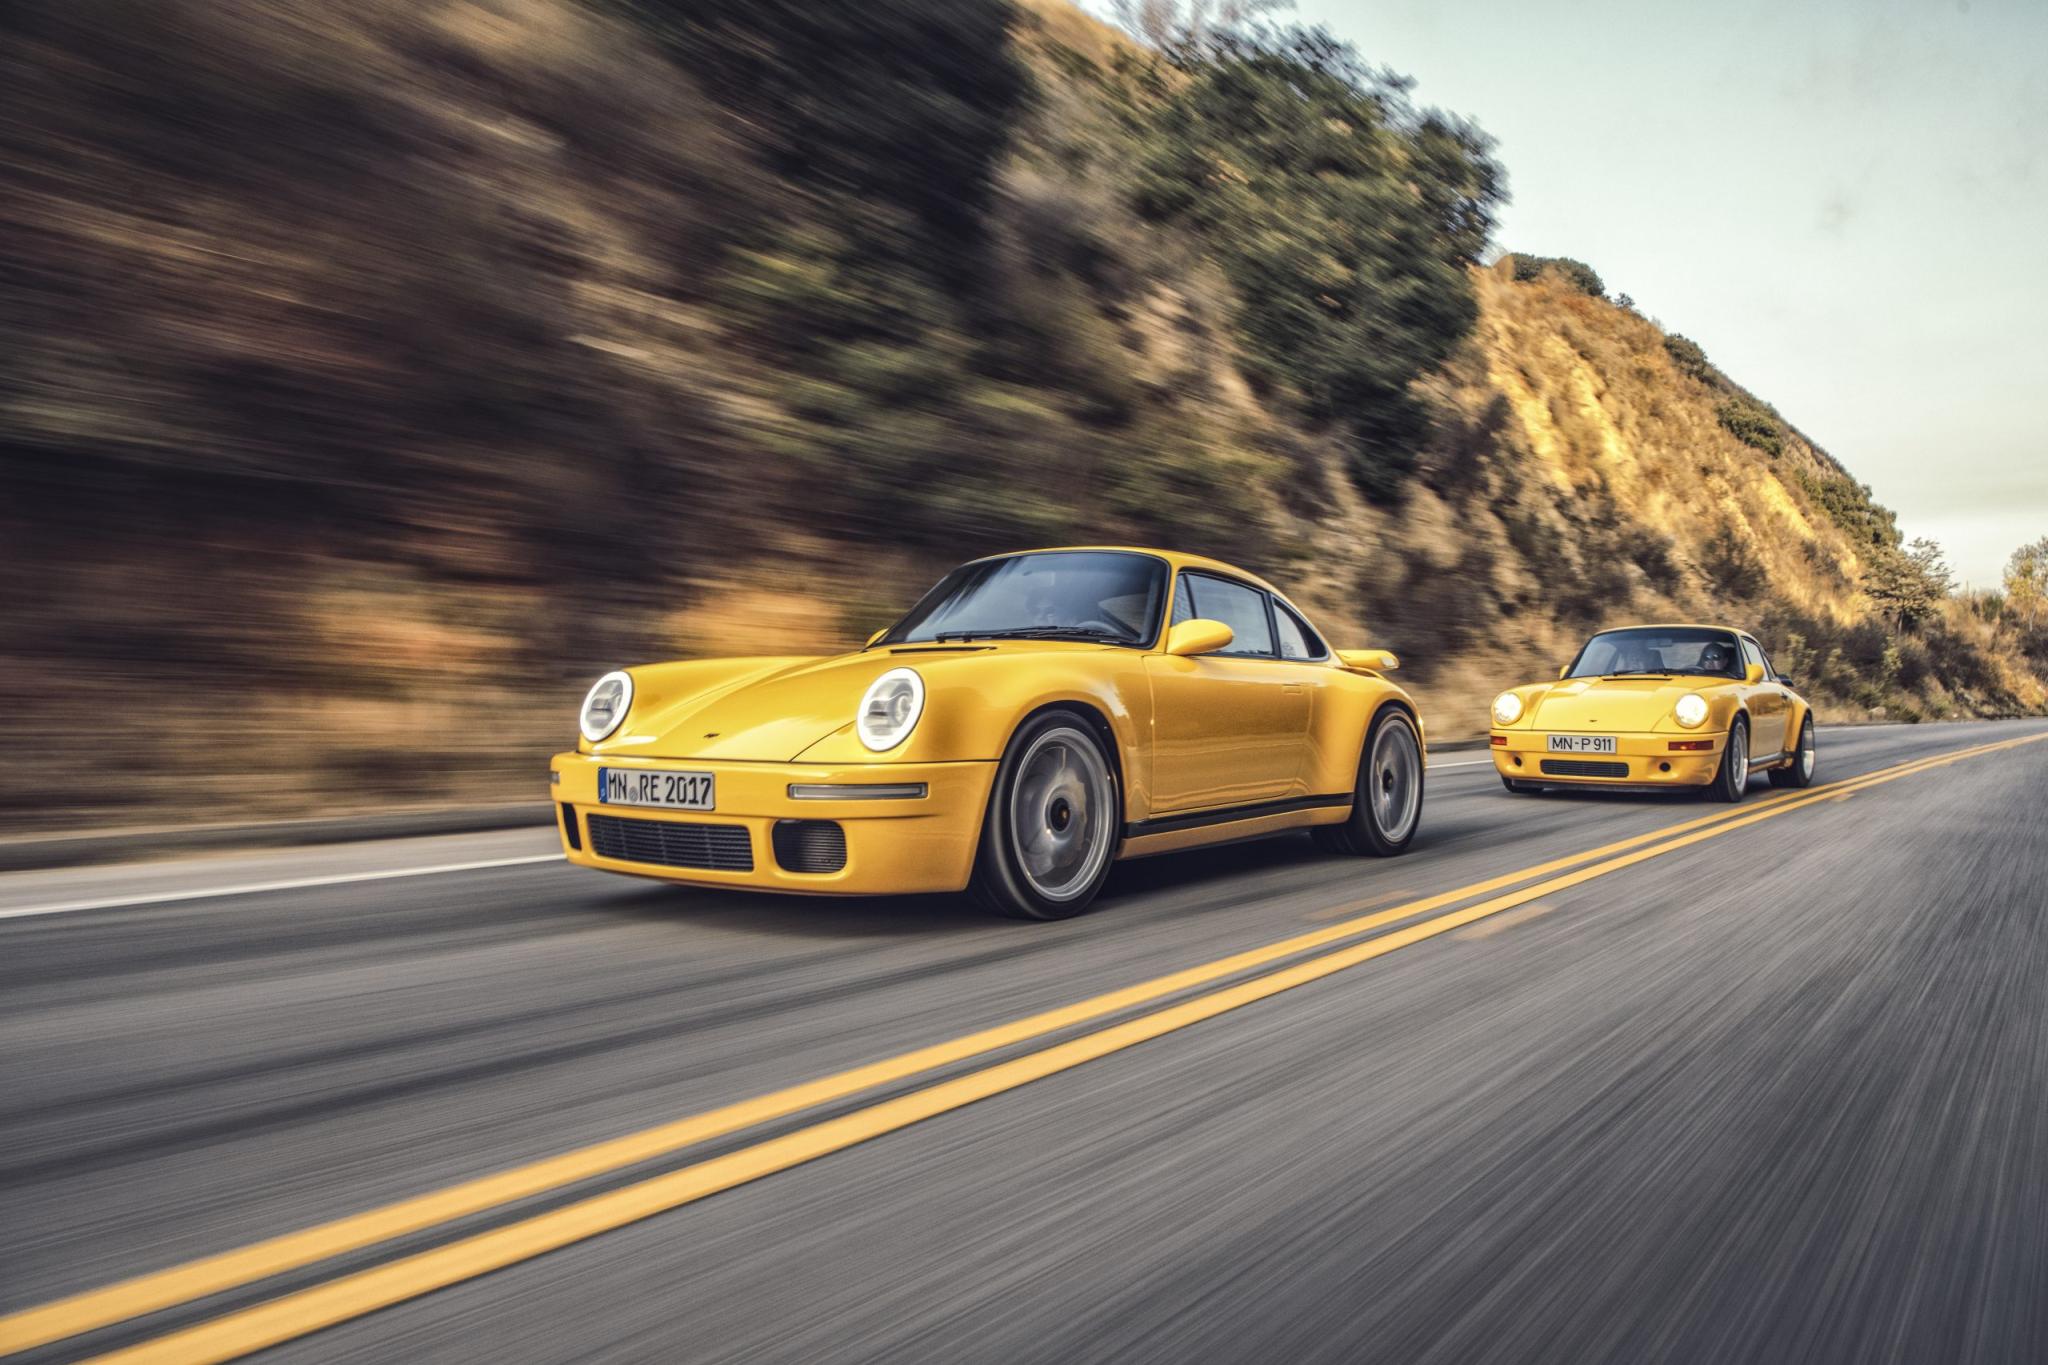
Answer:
[
  {"xmin": 1602, "ymin": 670, "xmax": 1674, "ymax": 678},
  {"xmin": 931, "ymin": 626, "xmax": 1131, "ymax": 643}
]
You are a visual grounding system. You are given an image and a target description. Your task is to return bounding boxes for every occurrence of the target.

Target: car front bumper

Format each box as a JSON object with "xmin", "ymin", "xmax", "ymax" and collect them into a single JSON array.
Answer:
[
  {"xmin": 550, "ymin": 753, "xmax": 996, "ymax": 895},
  {"xmin": 1489, "ymin": 729, "xmax": 1727, "ymax": 787}
]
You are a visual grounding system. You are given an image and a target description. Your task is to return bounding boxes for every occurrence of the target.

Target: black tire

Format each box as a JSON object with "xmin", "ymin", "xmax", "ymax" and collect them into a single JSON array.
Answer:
[
  {"xmin": 1501, "ymin": 775, "xmax": 1540, "ymax": 794},
  {"xmin": 1312, "ymin": 707, "xmax": 1425, "ymax": 856},
  {"xmin": 969, "ymin": 711, "xmax": 1119, "ymax": 920},
  {"xmin": 1705, "ymin": 716, "xmax": 1750, "ymax": 803},
  {"xmin": 1769, "ymin": 715, "xmax": 1816, "ymax": 788}
]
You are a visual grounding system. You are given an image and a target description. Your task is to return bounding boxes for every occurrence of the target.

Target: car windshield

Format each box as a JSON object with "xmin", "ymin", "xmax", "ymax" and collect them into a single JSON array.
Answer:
[
  {"xmin": 881, "ymin": 551, "xmax": 1167, "ymax": 647},
  {"xmin": 1566, "ymin": 627, "xmax": 1746, "ymax": 679}
]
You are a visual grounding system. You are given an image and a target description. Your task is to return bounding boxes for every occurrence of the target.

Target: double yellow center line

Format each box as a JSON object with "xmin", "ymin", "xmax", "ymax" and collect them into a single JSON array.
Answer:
[{"xmin": 7, "ymin": 731, "xmax": 2042, "ymax": 1363}]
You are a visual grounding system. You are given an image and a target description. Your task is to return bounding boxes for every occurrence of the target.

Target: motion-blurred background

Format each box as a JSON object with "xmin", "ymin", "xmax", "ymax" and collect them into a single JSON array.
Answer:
[{"xmin": 4, "ymin": 0, "xmax": 2044, "ymax": 834}]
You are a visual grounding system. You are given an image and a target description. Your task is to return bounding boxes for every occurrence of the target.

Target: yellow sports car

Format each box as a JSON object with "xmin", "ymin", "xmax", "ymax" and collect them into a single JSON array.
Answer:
[
  {"xmin": 1489, "ymin": 624, "xmax": 1816, "ymax": 801},
  {"xmin": 551, "ymin": 547, "xmax": 1424, "ymax": 918}
]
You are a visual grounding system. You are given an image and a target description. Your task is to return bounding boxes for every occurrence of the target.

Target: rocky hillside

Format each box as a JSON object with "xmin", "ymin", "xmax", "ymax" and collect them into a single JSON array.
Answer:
[{"xmin": 2, "ymin": 0, "xmax": 2039, "ymax": 831}]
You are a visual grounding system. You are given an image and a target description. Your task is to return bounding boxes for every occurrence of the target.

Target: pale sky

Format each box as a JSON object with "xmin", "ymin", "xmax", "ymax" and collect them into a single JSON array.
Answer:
[{"xmin": 1286, "ymin": 0, "xmax": 2047, "ymax": 589}]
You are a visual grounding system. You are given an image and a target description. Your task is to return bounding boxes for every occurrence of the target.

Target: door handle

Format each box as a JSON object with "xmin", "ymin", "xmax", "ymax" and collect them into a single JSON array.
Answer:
[{"xmin": 1282, "ymin": 683, "xmax": 1305, "ymax": 694}]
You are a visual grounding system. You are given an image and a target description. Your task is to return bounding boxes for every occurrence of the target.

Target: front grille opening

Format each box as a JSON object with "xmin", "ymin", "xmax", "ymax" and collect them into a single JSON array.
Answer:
[
  {"xmin": 587, "ymin": 814, "xmax": 753, "ymax": 871},
  {"xmin": 560, "ymin": 803, "xmax": 582, "ymax": 851},
  {"xmin": 1541, "ymin": 759, "xmax": 1630, "ymax": 779},
  {"xmin": 773, "ymin": 819, "xmax": 848, "ymax": 874}
]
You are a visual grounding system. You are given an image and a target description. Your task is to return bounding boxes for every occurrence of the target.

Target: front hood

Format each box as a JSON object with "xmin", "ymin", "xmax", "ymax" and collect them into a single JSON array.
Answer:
[
  {"xmin": 1528, "ymin": 677, "xmax": 1695, "ymax": 732},
  {"xmin": 592, "ymin": 652, "xmax": 929, "ymax": 762}
]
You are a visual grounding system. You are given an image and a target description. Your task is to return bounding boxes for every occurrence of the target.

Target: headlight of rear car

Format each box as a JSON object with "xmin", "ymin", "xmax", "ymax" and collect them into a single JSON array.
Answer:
[
  {"xmin": 1674, "ymin": 692, "xmax": 1709, "ymax": 729},
  {"xmin": 857, "ymin": 667, "xmax": 925, "ymax": 752},
  {"xmin": 579, "ymin": 670, "xmax": 633, "ymax": 743},
  {"xmin": 1492, "ymin": 691, "xmax": 1524, "ymax": 725}
]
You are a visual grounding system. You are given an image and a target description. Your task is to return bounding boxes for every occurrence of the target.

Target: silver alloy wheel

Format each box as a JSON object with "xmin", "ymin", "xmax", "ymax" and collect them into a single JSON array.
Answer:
[
  {"xmin": 1799, "ymin": 721, "xmax": 1815, "ymax": 779},
  {"xmin": 1368, "ymin": 717, "xmax": 1422, "ymax": 843},
  {"xmin": 1009, "ymin": 725, "xmax": 1115, "ymax": 903},
  {"xmin": 1730, "ymin": 726, "xmax": 1748, "ymax": 790}
]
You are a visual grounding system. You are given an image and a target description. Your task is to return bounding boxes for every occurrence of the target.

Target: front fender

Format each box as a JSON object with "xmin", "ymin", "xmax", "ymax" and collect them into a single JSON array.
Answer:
[
  {"xmin": 1488, "ymin": 681, "xmax": 1553, "ymax": 731},
  {"xmin": 789, "ymin": 653, "xmax": 1151, "ymax": 770}
]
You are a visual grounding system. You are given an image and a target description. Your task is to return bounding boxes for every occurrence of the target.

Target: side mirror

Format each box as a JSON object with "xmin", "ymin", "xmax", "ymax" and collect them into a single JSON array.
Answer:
[
  {"xmin": 1558, "ymin": 663, "xmax": 1571, "ymax": 680},
  {"xmin": 865, "ymin": 628, "xmax": 887, "ymax": 648},
  {"xmin": 1337, "ymin": 648, "xmax": 1399, "ymax": 673},
  {"xmin": 1744, "ymin": 662, "xmax": 1766, "ymax": 685},
  {"xmin": 1165, "ymin": 618, "xmax": 1234, "ymax": 656}
]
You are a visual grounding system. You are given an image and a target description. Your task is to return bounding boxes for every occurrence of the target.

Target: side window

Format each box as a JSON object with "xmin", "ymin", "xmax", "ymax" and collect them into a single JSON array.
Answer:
[
  {"xmin": 1185, "ymin": 574, "xmax": 1274, "ymax": 657},
  {"xmin": 1170, "ymin": 575, "xmax": 1195, "ymax": 626},
  {"xmin": 1740, "ymin": 637, "xmax": 1766, "ymax": 676},
  {"xmin": 1273, "ymin": 601, "xmax": 1325, "ymax": 660}
]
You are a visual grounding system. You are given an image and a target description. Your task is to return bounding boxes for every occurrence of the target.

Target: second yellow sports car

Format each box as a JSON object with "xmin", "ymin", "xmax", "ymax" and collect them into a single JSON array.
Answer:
[
  {"xmin": 552, "ymin": 547, "xmax": 1425, "ymax": 918},
  {"xmin": 1489, "ymin": 624, "xmax": 1816, "ymax": 801}
]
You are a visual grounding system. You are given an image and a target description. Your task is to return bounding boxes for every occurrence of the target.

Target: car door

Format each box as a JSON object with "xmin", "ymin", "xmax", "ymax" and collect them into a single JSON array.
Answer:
[
  {"xmin": 1740, "ymin": 636, "xmax": 1786, "ymax": 758},
  {"xmin": 1144, "ymin": 572, "xmax": 1312, "ymax": 811}
]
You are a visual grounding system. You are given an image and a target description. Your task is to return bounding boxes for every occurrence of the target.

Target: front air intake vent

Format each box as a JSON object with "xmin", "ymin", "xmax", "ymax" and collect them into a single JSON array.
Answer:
[
  {"xmin": 587, "ymin": 815, "xmax": 753, "ymax": 871},
  {"xmin": 773, "ymin": 820, "xmax": 848, "ymax": 874},
  {"xmin": 1540, "ymin": 759, "xmax": 1630, "ymax": 779}
]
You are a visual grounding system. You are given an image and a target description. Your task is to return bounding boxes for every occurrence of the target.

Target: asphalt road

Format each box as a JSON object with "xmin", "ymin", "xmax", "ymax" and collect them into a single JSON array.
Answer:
[{"xmin": 4, "ymin": 719, "xmax": 2047, "ymax": 1364}]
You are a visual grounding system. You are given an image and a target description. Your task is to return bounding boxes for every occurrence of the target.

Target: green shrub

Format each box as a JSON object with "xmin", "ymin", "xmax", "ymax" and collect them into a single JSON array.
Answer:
[
  {"xmin": 1715, "ymin": 394, "xmax": 1782, "ymax": 457},
  {"xmin": 1131, "ymin": 28, "xmax": 1505, "ymax": 504},
  {"xmin": 1509, "ymin": 254, "xmax": 1605, "ymax": 298},
  {"xmin": 1631, "ymin": 532, "xmax": 1683, "ymax": 595},
  {"xmin": 1701, "ymin": 523, "xmax": 1764, "ymax": 599},
  {"xmin": 1356, "ymin": 545, "xmax": 1499, "ymax": 680},
  {"xmin": 1663, "ymin": 333, "xmax": 1714, "ymax": 384},
  {"xmin": 1797, "ymin": 471, "xmax": 1900, "ymax": 550}
]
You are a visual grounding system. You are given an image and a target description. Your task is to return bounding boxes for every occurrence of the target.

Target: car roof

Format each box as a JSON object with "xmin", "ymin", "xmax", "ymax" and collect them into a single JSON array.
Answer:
[
  {"xmin": 1590, "ymin": 622, "xmax": 1751, "ymax": 636},
  {"xmin": 962, "ymin": 546, "xmax": 1286, "ymax": 596}
]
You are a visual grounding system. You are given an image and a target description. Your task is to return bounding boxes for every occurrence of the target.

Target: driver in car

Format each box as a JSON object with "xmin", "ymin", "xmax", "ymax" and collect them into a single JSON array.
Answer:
[
  {"xmin": 1019, "ymin": 573, "xmax": 1065, "ymax": 628},
  {"xmin": 1698, "ymin": 640, "xmax": 1734, "ymax": 676}
]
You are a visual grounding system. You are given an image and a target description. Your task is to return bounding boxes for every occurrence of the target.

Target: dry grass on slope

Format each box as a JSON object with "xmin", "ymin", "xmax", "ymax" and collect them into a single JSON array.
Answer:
[{"xmin": 1470, "ymin": 263, "xmax": 1862, "ymax": 624}]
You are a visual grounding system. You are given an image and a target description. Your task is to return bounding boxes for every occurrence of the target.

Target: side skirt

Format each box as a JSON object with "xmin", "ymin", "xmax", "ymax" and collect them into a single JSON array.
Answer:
[{"xmin": 1122, "ymin": 792, "xmax": 1354, "ymax": 841}]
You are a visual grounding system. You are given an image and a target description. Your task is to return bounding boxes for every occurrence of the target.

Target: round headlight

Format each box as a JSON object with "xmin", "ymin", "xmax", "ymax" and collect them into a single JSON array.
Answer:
[
  {"xmin": 1492, "ymin": 691, "xmax": 1524, "ymax": 725},
  {"xmin": 857, "ymin": 667, "xmax": 925, "ymax": 752},
  {"xmin": 580, "ymin": 670, "xmax": 633, "ymax": 743},
  {"xmin": 1674, "ymin": 692, "xmax": 1709, "ymax": 729}
]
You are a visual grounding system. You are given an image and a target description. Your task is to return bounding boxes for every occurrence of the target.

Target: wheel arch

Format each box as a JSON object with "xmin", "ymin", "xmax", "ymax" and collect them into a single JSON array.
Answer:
[
  {"xmin": 995, "ymin": 698, "xmax": 1129, "ymax": 828},
  {"xmin": 1364, "ymin": 693, "xmax": 1425, "ymax": 766},
  {"xmin": 1373, "ymin": 693, "xmax": 1421, "ymax": 732}
]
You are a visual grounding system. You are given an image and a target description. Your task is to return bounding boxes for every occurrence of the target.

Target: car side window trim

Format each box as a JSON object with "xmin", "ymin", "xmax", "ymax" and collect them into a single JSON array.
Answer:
[
  {"xmin": 1270, "ymin": 596, "xmax": 1330, "ymax": 662},
  {"xmin": 1176, "ymin": 571, "xmax": 1280, "ymax": 659}
]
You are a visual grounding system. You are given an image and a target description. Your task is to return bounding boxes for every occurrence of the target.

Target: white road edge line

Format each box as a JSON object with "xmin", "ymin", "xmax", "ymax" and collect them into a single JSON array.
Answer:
[
  {"xmin": 0, "ymin": 855, "xmax": 568, "ymax": 921},
  {"xmin": 0, "ymin": 724, "xmax": 2026, "ymax": 922},
  {"xmin": 0, "ymin": 755, "xmax": 1618, "ymax": 919}
]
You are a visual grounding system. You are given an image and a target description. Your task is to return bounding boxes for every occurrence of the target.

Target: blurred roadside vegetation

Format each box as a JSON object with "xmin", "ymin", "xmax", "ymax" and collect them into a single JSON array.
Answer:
[{"xmin": 1, "ymin": 0, "xmax": 2041, "ymax": 830}]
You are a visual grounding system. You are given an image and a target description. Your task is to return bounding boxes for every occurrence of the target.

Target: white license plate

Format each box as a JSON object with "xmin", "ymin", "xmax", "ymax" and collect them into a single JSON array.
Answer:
[
  {"xmin": 1547, "ymin": 735, "xmax": 1617, "ymax": 755},
  {"xmin": 598, "ymin": 767, "xmax": 715, "ymax": 810}
]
